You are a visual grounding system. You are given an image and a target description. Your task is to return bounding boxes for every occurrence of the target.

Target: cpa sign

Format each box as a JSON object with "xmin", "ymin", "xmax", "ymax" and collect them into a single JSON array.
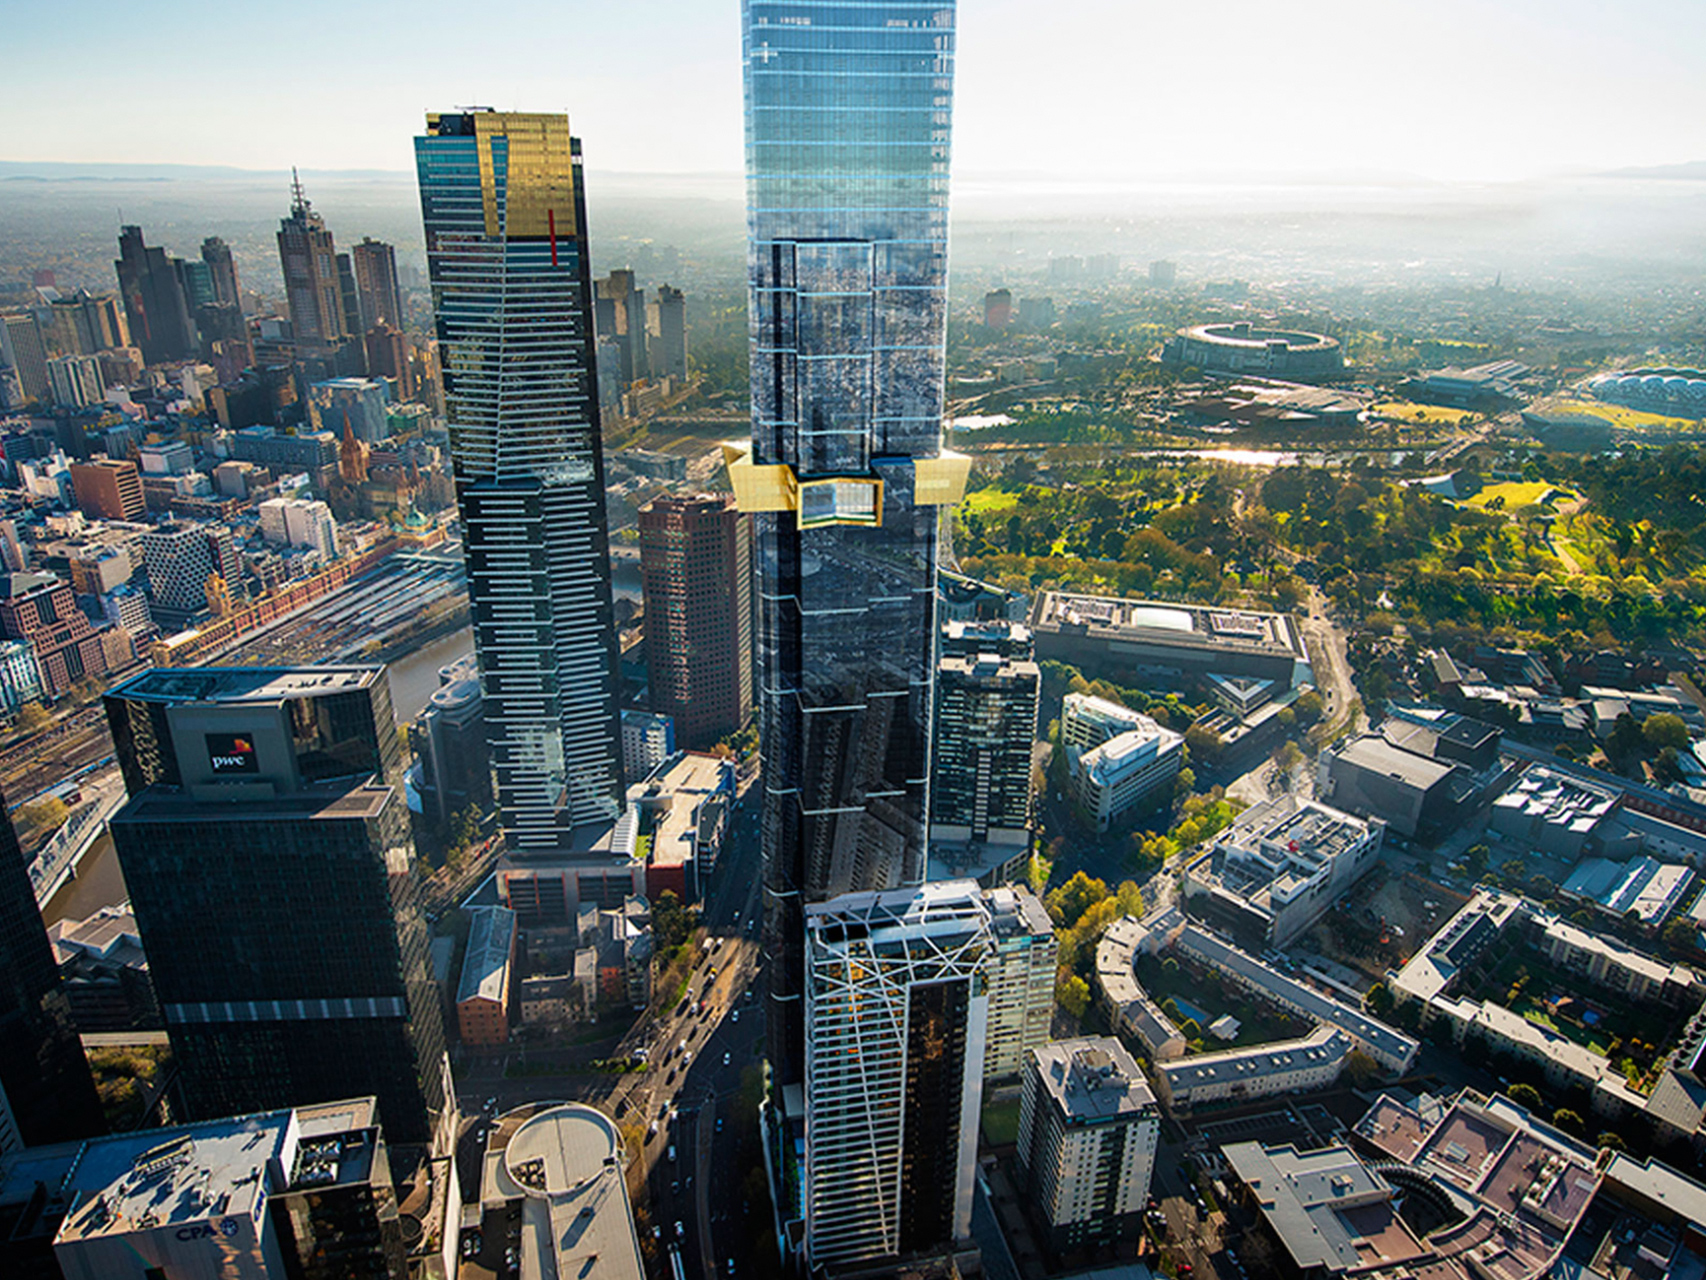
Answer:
[{"xmin": 175, "ymin": 1219, "xmax": 241, "ymax": 1241}]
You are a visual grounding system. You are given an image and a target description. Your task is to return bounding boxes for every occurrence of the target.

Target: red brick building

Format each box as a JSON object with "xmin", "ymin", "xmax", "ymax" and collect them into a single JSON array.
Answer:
[
  {"xmin": 639, "ymin": 493, "xmax": 752, "ymax": 749},
  {"xmin": 0, "ymin": 573, "xmax": 114, "ymax": 699}
]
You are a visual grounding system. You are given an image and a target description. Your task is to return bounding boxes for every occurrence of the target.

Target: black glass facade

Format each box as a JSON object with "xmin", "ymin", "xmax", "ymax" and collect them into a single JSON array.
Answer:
[
  {"xmin": 105, "ymin": 669, "xmax": 445, "ymax": 1146},
  {"xmin": 0, "ymin": 785, "xmax": 104, "ymax": 1146},
  {"xmin": 744, "ymin": 0, "xmax": 959, "ymax": 1087}
]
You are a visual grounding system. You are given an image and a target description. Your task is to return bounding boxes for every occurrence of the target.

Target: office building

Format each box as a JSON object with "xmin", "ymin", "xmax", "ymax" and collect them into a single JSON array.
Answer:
[
  {"xmin": 43, "ymin": 288, "xmax": 129, "ymax": 355},
  {"xmin": 0, "ymin": 638, "xmax": 43, "ymax": 713},
  {"xmin": 408, "ymin": 654, "xmax": 492, "ymax": 830},
  {"xmin": 141, "ymin": 521, "xmax": 218, "ymax": 614},
  {"xmin": 1060, "ymin": 691, "xmax": 1149, "ymax": 751},
  {"xmin": 259, "ymin": 497, "xmax": 340, "ymax": 559},
  {"xmin": 741, "ymin": 0, "xmax": 970, "ymax": 1106},
  {"xmin": 1068, "ymin": 717, "xmax": 1184, "ymax": 832},
  {"xmin": 47, "ymin": 354, "xmax": 105, "ymax": 409},
  {"xmin": 0, "ymin": 572, "xmax": 116, "ymax": 700},
  {"xmin": 278, "ymin": 172, "xmax": 349, "ymax": 350},
  {"xmin": 932, "ymin": 651, "xmax": 1038, "ymax": 845},
  {"xmin": 0, "ymin": 783, "xmax": 104, "ymax": 1150},
  {"xmin": 639, "ymin": 492, "xmax": 753, "ymax": 749},
  {"xmin": 200, "ymin": 235, "xmax": 241, "ymax": 307},
  {"xmin": 103, "ymin": 666, "xmax": 448, "ymax": 1144},
  {"xmin": 1032, "ymin": 591, "xmax": 1307, "ymax": 690},
  {"xmin": 350, "ymin": 237, "xmax": 404, "ymax": 331},
  {"xmin": 983, "ymin": 288, "xmax": 1012, "ymax": 328},
  {"xmin": 649, "ymin": 282, "xmax": 687, "ymax": 381},
  {"xmin": 46, "ymin": 1097, "xmax": 411, "ymax": 1280},
  {"xmin": 457, "ymin": 906, "xmax": 517, "ymax": 1047},
  {"xmin": 114, "ymin": 225, "xmax": 196, "ymax": 365},
  {"xmin": 0, "ymin": 313, "xmax": 49, "ymax": 402},
  {"xmin": 1148, "ymin": 260, "xmax": 1176, "ymax": 287},
  {"xmin": 69, "ymin": 458, "xmax": 146, "ymax": 521},
  {"xmin": 594, "ymin": 269, "xmax": 647, "ymax": 384},
  {"xmin": 229, "ymin": 425, "xmax": 341, "ymax": 474},
  {"xmin": 982, "ymin": 884, "xmax": 1056, "ymax": 1081},
  {"xmin": 800, "ymin": 882, "xmax": 989, "ymax": 1269},
  {"xmin": 1017, "ymin": 1038, "xmax": 1160, "ymax": 1255},
  {"xmin": 416, "ymin": 110, "xmax": 626, "ymax": 856},
  {"xmin": 1185, "ymin": 796, "xmax": 1384, "ymax": 949}
]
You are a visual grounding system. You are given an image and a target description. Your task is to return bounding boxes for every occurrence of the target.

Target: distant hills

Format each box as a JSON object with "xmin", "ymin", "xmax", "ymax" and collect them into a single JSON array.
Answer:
[{"xmin": 1599, "ymin": 161, "xmax": 1706, "ymax": 180}]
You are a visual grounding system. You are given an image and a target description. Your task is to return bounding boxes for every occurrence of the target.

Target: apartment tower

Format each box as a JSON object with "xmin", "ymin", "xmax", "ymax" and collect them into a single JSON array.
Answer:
[{"xmin": 414, "ymin": 111, "xmax": 625, "ymax": 856}]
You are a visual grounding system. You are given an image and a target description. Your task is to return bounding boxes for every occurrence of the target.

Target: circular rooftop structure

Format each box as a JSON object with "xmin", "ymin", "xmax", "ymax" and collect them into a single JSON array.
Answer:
[
  {"xmin": 503, "ymin": 1104, "xmax": 623, "ymax": 1199},
  {"xmin": 1166, "ymin": 321, "xmax": 1342, "ymax": 380}
]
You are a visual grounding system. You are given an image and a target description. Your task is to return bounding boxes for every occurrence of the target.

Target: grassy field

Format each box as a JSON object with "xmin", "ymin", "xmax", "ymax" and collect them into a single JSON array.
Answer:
[
  {"xmin": 961, "ymin": 486, "xmax": 1022, "ymax": 516},
  {"xmin": 1371, "ymin": 400, "xmax": 1480, "ymax": 427},
  {"xmin": 1549, "ymin": 399, "xmax": 1700, "ymax": 431},
  {"xmin": 1462, "ymin": 481, "xmax": 1578, "ymax": 511},
  {"xmin": 982, "ymin": 1098, "xmax": 1022, "ymax": 1146}
]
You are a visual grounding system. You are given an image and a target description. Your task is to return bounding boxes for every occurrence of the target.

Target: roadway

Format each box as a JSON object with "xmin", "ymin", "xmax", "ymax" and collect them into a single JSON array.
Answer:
[{"xmin": 450, "ymin": 783, "xmax": 769, "ymax": 1280}]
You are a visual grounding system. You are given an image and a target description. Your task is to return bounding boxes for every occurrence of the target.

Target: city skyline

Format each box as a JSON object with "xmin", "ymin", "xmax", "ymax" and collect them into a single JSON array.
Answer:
[{"xmin": 5, "ymin": 1, "xmax": 1705, "ymax": 184}]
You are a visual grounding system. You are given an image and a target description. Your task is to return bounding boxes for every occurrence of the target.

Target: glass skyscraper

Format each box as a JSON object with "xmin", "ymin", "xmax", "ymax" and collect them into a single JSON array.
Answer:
[
  {"xmin": 738, "ymin": 0, "xmax": 968, "ymax": 1092},
  {"xmin": 414, "ymin": 111, "xmax": 625, "ymax": 855}
]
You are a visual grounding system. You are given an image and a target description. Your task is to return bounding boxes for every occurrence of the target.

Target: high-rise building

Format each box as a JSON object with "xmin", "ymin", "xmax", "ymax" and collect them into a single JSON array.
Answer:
[
  {"xmin": 594, "ymin": 269, "xmax": 647, "ymax": 384},
  {"xmin": 48, "ymin": 355, "xmax": 106, "ymax": 410},
  {"xmin": 69, "ymin": 458, "xmax": 146, "ymax": 521},
  {"xmin": 335, "ymin": 251, "xmax": 365, "ymax": 345},
  {"xmin": 201, "ymin": 235, "xmax": 241, "ymax": 307},
  {"xmin": 115, "ymin": 225, "xmax": 196, "ymax": 365},
  {"xmin": 740, "ymin": 0, "xmax": 969, "ymax": 1096},
  {"xmin": 0, "ymin": 312, "xmax": 50, "ymax": 402},
  {"xmin": 932, "ymin": 651, "xmax": 1039, "ymax": 846},
  {"xmin": 175, "ymin": 257, "xmax": 216, "ymax": 312},
  {"xmin": 415, "ymin": 110, "xmax": 626, "ymax": 857},
  {"xmin": 983, "ymin": 288, "xmax": 1012, "ymax": 328},
  {"xmin": 351, "ymin": 236, "xmax": 404, "ymax": 330},
  {"xmin": 800, "ymin": 882, "xmax": 990, "ymax": 1268},
  {"xmin": 364, "ymin": 323, "xmax": 415, "ymax": 400},
  {"xmin": 278, "ymin": 171, "xmax": 349, "ymax": 350},
  {"xmin": 408, "ymin": 654, "xmax": 492, "ymax": 830},
  {"xmin": 649, "ymin": 283, "xmax": 687, "ymax": 381},
  {"xmin": 0, "ymin": 781, "xmax": 104, "ymax": 1150},
  {"xmin": 982, "ymin": 885, "xmax": 1057, "ymax": 1081},
  {"xmin": 103, "ymin": 666, "xmax": 448, "ymax": 1145},
  {"xmin": 43, "ymin": 289, "xmax": 129, "ymax": 356},
  {"xmin": 308, "ymin": 376, "xmax": 391, "ymax": 443},
  {"xmin": 639, "ymin": 492, "xmax": 753, "ymax": 749},
  {"xmin": 1017, "ymin": 1037, "xmax": 1160, "ymax": 1255}
]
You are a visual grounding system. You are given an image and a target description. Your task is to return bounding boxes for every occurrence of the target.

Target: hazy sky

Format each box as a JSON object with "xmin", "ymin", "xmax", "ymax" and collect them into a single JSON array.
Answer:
[{"xmin": 9, "ymin": 0, "xmax": 1705, "ymax": 182}]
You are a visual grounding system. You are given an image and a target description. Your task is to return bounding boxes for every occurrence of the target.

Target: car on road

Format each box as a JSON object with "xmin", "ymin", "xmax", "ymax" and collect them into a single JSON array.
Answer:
[
  {"xmin": 731, "ymin": 1010, "xmax": 739, "ymax": 1023},
  {"xmin": 648, "ymin": 1121, "xmax": 659, "ymax": 1139},
  {"xmin": 668, "ymin": 1144, "xmax": 677, "ymax": 1163},
  {"xmin": 723, "ymin": 1051, "xmax": 732, "ymax": 1066},
  {"xmin": 716, "ymin": 1116, "xmax": 724, "ymax": 1133},
  {"xmin": 675, "ymin": 1221, "xmax": 686, "ymax": 1240}
]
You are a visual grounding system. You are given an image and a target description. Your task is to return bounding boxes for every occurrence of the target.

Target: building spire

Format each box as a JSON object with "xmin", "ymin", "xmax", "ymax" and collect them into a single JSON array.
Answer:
[{"xmin": 290, "ymin": 166, "xmax": 309, "ymax": 217}]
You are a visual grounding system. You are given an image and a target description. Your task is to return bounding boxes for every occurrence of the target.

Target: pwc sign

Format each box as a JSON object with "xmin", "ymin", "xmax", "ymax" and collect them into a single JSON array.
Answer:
[{"xmin": 206, "ymin": 732, "xmax": 260, "ymax": 776}]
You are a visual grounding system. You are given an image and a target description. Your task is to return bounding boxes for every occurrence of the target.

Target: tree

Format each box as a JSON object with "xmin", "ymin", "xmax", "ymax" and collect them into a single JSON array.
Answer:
[
  {"xmin": 1508, "ymin": 1082, "xmax": 1543, "ymax": 1111},
  {"xmin": 1552, "ymin": 1108, "xmax": 1586, "ymax": 1138},
  {"xmin": 1274, "ymin": 740, "xmax": 1305, "ymax": 773},
  {"xmin": 15, "ymin": 701, "xmax": 50, "ymax": 734},
  {"xmin": 1294, "ymin": 690, "xmax": 1326, "ymax": 722},
  {"xmin": 1642, "ymin": 713, "xmax": 1690, "ymax": 752},
  {"xmin": 1045, "ymin": 871, "xmax": 1109, "ymax": 928},
  {"xmin": 1365, "ymin": 982, "xmax": 1395, "ymax": 1017},
  {"xmin": 1343, "ymin": 1050, "xmax": 1379, "ymax": 1088},
  {"xmin": 1055, "ymin": 971, "xmax": 1091, "ymax": 1020},
  {"xmin": 1598, "ymin": 1131, "xmax": 1628, "ymax": 1153},
  {"xmin": 16, "ymin": 797, "xmax": 70, "ymax": 842},
  {"xmin": 1664, "ymin": 917, "xmax": 1700, "ymax": 955}
]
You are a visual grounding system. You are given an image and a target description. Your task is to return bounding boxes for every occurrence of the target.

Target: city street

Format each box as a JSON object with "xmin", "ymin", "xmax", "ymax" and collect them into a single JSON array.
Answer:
[{"xmin": 452, "ymin": 784, "xmax": 769, "ymax": 1280}]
